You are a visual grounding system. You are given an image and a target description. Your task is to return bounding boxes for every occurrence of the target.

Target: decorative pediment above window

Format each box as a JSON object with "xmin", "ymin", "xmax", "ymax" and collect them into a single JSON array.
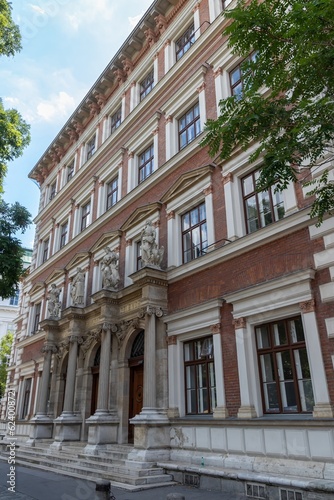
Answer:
[
  {"xmin": 161, "ymin": 164, "xmax": 215, "ymax": 205},
  {"xmin": 29, "ymin": 282, "xmax": 45, "ymax": 296},
  {"xmin": 65, "ymin": 252, "xmax": 90, "ymax": 272},
  {"xmin": 90, "ymin": 231, "xmax": 122, "ymax": 259},
  {"xmin": 121, "ymin": 202, "xmax": 162, "ymax": 233},
  {"xmin": 45, "ymin": 268, "xmax": 65, "ymax": 286}
]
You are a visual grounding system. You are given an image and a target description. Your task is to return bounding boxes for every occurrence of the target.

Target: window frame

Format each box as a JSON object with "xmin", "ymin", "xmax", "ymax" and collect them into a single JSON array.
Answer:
[
  {"xmin": 49, "ymin": 181, "xmax": 57, "ymax": 201},
  {"xmin": 66, "ymin": 160, "xmax": 75, "ymax": 183},
  {"xmin": 178, "ymin": 101, "xmax": 201, "ymax": 150},
  {"xmin": 106, "ymin": 177, "xmax": 118, "ymax": 210},
  {"xmin": 181, "ymin": 202, "xmax": 208, "ymax": 264},
  {"xmin": 32, "ymin": 303, "xmax": 41, "ymax": 334},
  {"xmin": 229, "ymin": 51, "xmax": 257, "ymax": 98},
  {"xmin": 86, "ymin": 134, "xmax": 96, "ymax": 161},
  {"xmin": 176, "ymin": 23, "xmax": 195, "ymax": 61},
  {"xmin": 60, "ymin": 221, "xmax": 68, "ymax": 249},
  {"xmin": 110, "ymin": 106, "xmax": 122, "ymax": 134},
  {"xmin": 255, "ymin": 316, "xmax": 314, "ymax": 415},
  {"xmin": 21, "ymin": 378, "xmax": 32, "ymax": 419},
  {"xmin": 241, "ymin": 169, "xmax": 285, "ymax": 234},
  {"xmin": 9, "ymin": 290, "xmax": 19, "ymax": 306},
  {"xmin": 184, "ymin": 336, "xmax": 216, "ymax": 415},
  {"xmin": 80, "ymin": 201, "xmax": 91, "ymax": 231},
  {"xmin": 138, "ymin": 143, "xmax": 154, "ymax": 184},
  {"xmin": 42, "ymin": 238, "xmax": 49, "ymax": 264},
  {"xmin": 140, "ymin": 68, "xmax": 154, "ymax": 101}
]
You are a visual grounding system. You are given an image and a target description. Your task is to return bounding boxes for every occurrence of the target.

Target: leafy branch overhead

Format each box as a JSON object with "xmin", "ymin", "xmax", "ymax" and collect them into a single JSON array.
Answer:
[
  {"xmin": 0, "ymin": 0, "xmax": 30, "ymax": 192},
  {"xmin": 200, "ymin": 0, "xmax": 334, "ymax": 225}
]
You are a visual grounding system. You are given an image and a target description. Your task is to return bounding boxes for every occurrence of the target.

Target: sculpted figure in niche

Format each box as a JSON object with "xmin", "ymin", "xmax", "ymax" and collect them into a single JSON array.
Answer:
[
  {"xmin": 47, "ymin": 283, "xmax": 61, "ymax": 319},
  {"xmin": 101, "ymin": 246, "xmax": 120, "ymax": 290},
  {"xmin": 71, "ymin": 267, "xmax": 85, "ymax": 306},
  {"xmin": 140, "ymin": 220, "xmax": 164, "ymax": 268}
]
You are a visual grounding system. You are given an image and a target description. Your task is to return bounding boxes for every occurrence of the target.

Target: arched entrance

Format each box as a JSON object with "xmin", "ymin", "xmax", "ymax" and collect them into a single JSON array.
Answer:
[
  {"xmin": 90, "ymin": 346, "xmax": 101, "ymax": 416},
  {"xmin": 128, "ymin": 330, "xmax": 144, "ymax": 442}
]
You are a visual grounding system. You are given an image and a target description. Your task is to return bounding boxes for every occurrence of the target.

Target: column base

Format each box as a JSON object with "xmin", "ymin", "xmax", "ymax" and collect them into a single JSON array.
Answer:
[
  {"xmin": 27, "ymin": 414, "xmax": 54, "ymax": 444},
  {"xmin": 85, "ymin": 413, "xmax": 119, "ymax": 447},
  {"xmin": 313, "ymin": 403, "xmax": 334, "ymax": 418},
  {"xmin": 130, "ymin": 407, "xmax": 169, "ymax": 424},
  {"xmin": 53, "ymin": 413, "xmax": 82, "ymax": 442},
  {"xmin": 213, "ymin": 405, "xmax": 229, "ymax": 419},
  {"xmin": 237, "ymin": 405, "xmax": 257, "ymax": 419},
  {"xmin": 167, "ymin": 407, "xmax": 180, "ymax": 419}
]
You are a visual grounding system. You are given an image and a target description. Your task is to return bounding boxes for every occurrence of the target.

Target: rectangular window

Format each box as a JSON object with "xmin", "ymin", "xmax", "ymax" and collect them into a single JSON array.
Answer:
[
  {"xmin": 182, "ymin": 202, "xmax": 207, "ymax": 263},
  {"xmin": 179, "ymin": 102, "xmax": 201, "ymax": 150},
  {"xmin": 67, "ymin": 160, "xmax": 74, "ymax": 182},
  {"xmin": 32, "ymin": 303, "xmax": 41, "ymax": 333},
  {"xmin": 136, "ymin": 241, "xmax": 142, "ymax": 271},
  {"xmin": 256, "ymin": 317, "xmax": 314, "ymax": 414},
  {"xmin": 140, "ymin": 69, "xmax": 154, "ymax": 101},
  {"xmin": 176, "ymin": 24, "xmax": 195, "ymax": 61},
  {"xmin": 110, "ymin": 107, "xmax": 122, "ymax": 134},
  {"xmin": 42, "ymin": 238, "xmax": 49, "ymax": 263},
  {"xmin": 230, "ymin": 51, "xmax": 257, "ymax": 98},
  {"xmin": 81, "ymin": 202, "xmax": 91, "ymax": 231},
  {"xmin": 222, "ymin": 0, "xmax": 232, "ymax": 9},
  {"xmin": 242, "ymin": 169, "xmax": 285, "ymax": 234},
  {"xmin": 21, "ymin": 378, "xmax": 32, "ymax": 419},
  {"xmin": 184, "ymin": 336, "xmax": 216, "ymax": 414},
  {"xmin": 60, "ymin": 222, "xmax": 68, "ymax": 249},
  {"xmin": 9, "ymin": 290, "xmax": 19, "ymax": 306},
  {"xmin": 49, "ymin": 181, "xmax": 56, "ymax": 201},
  {"xmin": 106, "ymin": 177, "xmax": 118, "ymax": 210},
  {"xmin": 86, "ymin": 135, "xmax": 96, "ymax": 160},
  {"xmin": 138, "ymin": 144, "xmax": 154, "ymax": 183}
]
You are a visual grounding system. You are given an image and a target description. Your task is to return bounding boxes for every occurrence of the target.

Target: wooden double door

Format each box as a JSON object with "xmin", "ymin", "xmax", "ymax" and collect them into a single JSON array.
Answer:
[{"xmin": 128, "ymin": 360, "xmax": 144, "ymax": 442}]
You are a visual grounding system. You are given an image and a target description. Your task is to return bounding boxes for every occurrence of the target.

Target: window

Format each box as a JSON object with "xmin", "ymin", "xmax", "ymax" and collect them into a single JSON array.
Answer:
[
  {"xmin": 32, "ymin": 303, "xmax": 41, "ymax": 333},
  {"xmin": 256, "ymin": 317, "xmax": 314, "ymax": 414},
  {"xmin": 42, "ymin": 238, "xmax": 49, "ymax": 263},
  {"xmin": 81, "ymin": 201, "xmax": 91, "ymax": 231},
  {"xmin": 230, "ymin": 52, "xmax": 257, "ymax": 98},
  {"xmin": 67, "ymin": 160, "xmax": 74, "ymax": 182},
  {"xmin": 136, "ymin": 241, "xmax": 142, "ymax": 271},
  {"xmin": 182, "ymin": 202, "xmax": 208, "ymax": 263},
  {"xmin": 140, "ymin": 69, "xmax": 154, "ymax": 101},
  {"xmin": 60, "ymin": 222, "xmax": 68, "ymax": 249},
  {"xmin": 184, "ymin": 336, "xmax": 216, "ymax": 414},
  {"xmin": 110, "ymin": 107, "xmax": 122, "ymax": 134},
  {"xmin": 138, "ymin": 144, "xmax": 154, "ymax": 183},
  {"xmin": 9, "ymin": 290, "xmax": 19, "ymax": 306},
  {"xmin": 21, "ymin": 378, "xmax": 32, "ymax": 419},
  {"xmin": 86, "ymin": 134, "xmax": 96, "ymax": 160},
  {"xmin": 242, "ymin": 169, "xmax": 285, "ymax": 234},
  {"xmin": 222, "ymin": 0, "xmax": 232, "ymax": 9},
  {"xmin": 176, "ymin": 24, "xmax": 195, "ymax": 61},
  {"xmin": 106, "ymin": 177, "xmax": 118, "ymax": 210},
  {"xmin": 179, "ymin": 102, "xmax": 201, "ymax": 150},
  {"xmin": 49, "ymin": 181, "xmax": 56, "ymax": 201}
]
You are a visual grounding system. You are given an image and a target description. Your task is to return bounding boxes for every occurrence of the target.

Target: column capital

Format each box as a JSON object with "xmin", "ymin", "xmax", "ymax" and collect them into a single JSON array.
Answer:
[
  {"xmin": 140, "ymin": 305, "xmax": 165, "ymax": 318},
  {"xmin": 300, "ymin": 299, "xmax": 315, "ymax": 313},
  {"xmin": 233, "ymin": 317, "xmax": 247, "ymax": 329},
  {"xmin": 210, "ymin": 323, "xmax": 221, "ymax": 334},
  {"xmin": 41, "ymin": 343, "xmax": 58, "ymax": 354},
  {"xmin": 69, "ymin": 335, "xmax": 84, "ymax": 344},
  {"xmin": 167, "ymin": 335, "xmax": 177, "ymax": 345}
]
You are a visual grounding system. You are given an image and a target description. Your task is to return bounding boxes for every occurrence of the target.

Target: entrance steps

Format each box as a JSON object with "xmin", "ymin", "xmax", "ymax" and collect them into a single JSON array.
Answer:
[{"xmin": 0, "ymin": 440, "xmax": 174, "ymax": 491}]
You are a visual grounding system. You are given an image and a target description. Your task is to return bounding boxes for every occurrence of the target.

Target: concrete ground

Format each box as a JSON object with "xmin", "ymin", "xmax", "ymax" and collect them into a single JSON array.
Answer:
[{"xmin": 0, "ymin": 461, "xmax": 247, "ymax": 500}]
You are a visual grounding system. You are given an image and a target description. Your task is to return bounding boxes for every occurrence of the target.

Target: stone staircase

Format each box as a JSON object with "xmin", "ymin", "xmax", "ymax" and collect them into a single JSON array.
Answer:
[{"xmin": 0, "ymin": 440, "xmax": 174, "ymax": 491}]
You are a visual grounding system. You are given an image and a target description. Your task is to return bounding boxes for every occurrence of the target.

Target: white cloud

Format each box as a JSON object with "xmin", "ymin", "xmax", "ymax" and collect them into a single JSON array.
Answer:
[
  {"xmin": 37, "ymin": 91, "xmax": 75, "ymax": 121},
  {"xmin": 63, "ymin": 0, "xmax": 115, "ymax": 31},
  {"xmin": 28, "ymin": 4, "xmax": 46, "ymax": 15},
  {"xmin": 128, "ymin": 12, "xmax": 146, "ymax": 29}
]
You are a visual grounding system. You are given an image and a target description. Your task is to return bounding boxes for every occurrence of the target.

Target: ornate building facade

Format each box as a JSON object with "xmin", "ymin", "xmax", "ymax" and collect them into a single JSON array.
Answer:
[{"xmin": 2, "ymin": 0, "xmax": 334, "ymax": 492}]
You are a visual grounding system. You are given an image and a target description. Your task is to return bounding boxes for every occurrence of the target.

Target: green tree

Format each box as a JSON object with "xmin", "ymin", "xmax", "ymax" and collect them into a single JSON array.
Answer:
[
  {"xmin": 0, "ymin": 200, "xmax": 31, "ymax": 299},
  {"xmin": 201, "ymin": 0, "xmax": 334, "ymax": 225},
  {"xmin": 0, "ymin": 0, "xmax": 30, "ymax": 191},
  {"xmin": 0, "ymin": 332, "xmax": 13, "ymax": 398}
]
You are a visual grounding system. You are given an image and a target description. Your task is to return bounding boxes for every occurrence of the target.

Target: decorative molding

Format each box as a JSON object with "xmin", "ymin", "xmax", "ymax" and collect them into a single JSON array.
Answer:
[
  {"xmin": 210, "ymin": 324, "xmax": 221, "ymax": 334},
  {"xmin": 203, "ymin": 184, "xmax": 213, "ymax": 196},
  {"xmin": 233, "ymin": 317, "xmax": 247, "ymax": 329},
  {"xmin": 166, "ymin": 210, "xmax": 175, "ymax": 220},
  {"xmin": 155, "ymin": 14, "xmax": 168, "ymax": 34},
  {"xmin": 222, "ymin": 172, "xmax": 234, "ymax": 184},
  {"xmin": 81, "ymin": 330, "xmax": 101, "ymax": 359},
  {"xmin": 300, "ymin": 299, "xmax": 315, "ymax": 313},
  {"xmin": 56, "ymin": 338, "xmax": 70, "ymax": 359},
  {"xmin": 144, "ymin": 27, "xmax": 158, "ymax": 47},
  {"xmin": 41, "ymin": 344, "xmax": 58, "ymax": 354},
  {"xmin": 197, "ymin": 82, "xmax": 206, "ymax": 93},
  {"xmin": 213, "ymin": 67, "xmax": 223, "ymax": 78},
  {"xmin": 167, "ymin": 335, "xmax": 177, "ymax": 345}
]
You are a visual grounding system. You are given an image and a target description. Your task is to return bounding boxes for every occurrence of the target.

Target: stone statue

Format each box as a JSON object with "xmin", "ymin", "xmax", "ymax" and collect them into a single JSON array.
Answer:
[
  {"xmin": 47, "ymin": 283, "xmax": 61, "ymax": 319},
  {"xmin": 71, "ymin": 267, "xmax": 85, "ymax": 306},
  {"xmin": 101, "ymin": 246, "xmax": 120, "ymax": 290},
  {"xmin": 140, "ymin": 220, "xmax": 164, "ymax": 268}
]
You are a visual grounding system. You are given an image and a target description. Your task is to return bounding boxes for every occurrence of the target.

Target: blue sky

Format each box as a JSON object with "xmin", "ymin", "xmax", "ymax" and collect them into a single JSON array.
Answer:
[{"xmin": 1, "ymin": 0, "xmax": 153, "ymax": 248}]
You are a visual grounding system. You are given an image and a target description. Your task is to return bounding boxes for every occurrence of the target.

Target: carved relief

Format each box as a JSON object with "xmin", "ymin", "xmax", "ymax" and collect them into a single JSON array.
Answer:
[
  {"xmin": 47, "ymin": 283, "xmax": 62, "ymax": 319},
  {"xmin": 81, "ymin": 330, "xmax": 101, "ymax": 359},
  {"xmin": 101, "ymin": 247, "xmax": 120, "ymax": 291},
  {"xmin": 233, "ymin": 317, "xmax": 247, "ymax": 329},
  {"xmin": 300, "ymin": 299, "xmax": 315, "ymax": 313},
  {"xmin": 144, "ymin": 28, "xmax": 158, "ymax": 47},
  {"xmin": 154, "ymin": 14, "xmax": 168, "ymax": 33},
  {"xmin": 210, "ymin": 324, "xmax": 221, "ymax": 334},
  {"xmin": 140, "ymin": 220, "xmax": 164, "ymax": 269}
]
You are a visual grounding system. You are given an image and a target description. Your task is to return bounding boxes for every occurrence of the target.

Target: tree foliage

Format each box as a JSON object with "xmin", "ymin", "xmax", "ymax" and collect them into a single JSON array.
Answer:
[
  {"xmin": 201, "ymin": 0, "xmax": 334, "ymax": 225},
  {"xmin": 0, "ymin": 331, "xmax": 13, "ymax": 398},
  {"xmin": 0, "ymin": 0, "xmax": 30, "ymax": 192},
  {"xmin": 0, "ymin": 200, "xmax": 31, "ymax": 299}
]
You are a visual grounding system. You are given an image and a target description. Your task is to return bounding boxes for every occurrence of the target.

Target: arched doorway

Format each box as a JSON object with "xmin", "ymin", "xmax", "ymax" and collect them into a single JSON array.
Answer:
[
  {"xmin": 90, "ymin": 346, "xmax": 101, "ymax": 415},
  {"xmin": 128, "ymin": 330, "xmax": 144, "ymax": 442}
]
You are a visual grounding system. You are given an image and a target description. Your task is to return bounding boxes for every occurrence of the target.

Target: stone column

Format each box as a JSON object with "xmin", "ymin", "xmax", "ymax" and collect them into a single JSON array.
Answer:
[
  {"xmin": 62, "ymin": 335, "xmax": 81, "ymax": 416},
  {"xmin": 234, "ymin": 317, "xmax": 258, "ymax": 418},
  {"xmin": 36, "ymin": 344, "xmax": 56, "ymax": 416},
  {"xmin": 211, "ymin": 324, "xmax": 229, "ymax": 419},
  {"xmin": 95, "ymin": 324, "xmax": 112, "ymax": 415}
]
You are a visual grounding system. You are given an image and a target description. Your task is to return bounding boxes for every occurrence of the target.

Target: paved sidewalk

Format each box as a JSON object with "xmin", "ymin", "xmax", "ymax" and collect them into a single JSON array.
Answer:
[{"xmin": 0, "ymin": 461, "xmax": 247, "ymax": 499}]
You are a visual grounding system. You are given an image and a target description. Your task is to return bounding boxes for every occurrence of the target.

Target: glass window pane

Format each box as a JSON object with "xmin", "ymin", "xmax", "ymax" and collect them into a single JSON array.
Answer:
[
  {"xmin": 273, "ymin": 322, "xmax": 287, "ymax": 346},
  {"xmin": 289, "ymin": 318, "xmax": 305, "ymax": 343},
  {"xmin": 242, "ymin": 174, "xmax": 254, "ymax": 196},
  {"xmin": 182, "ymin": 212, "xmax": 190, "ymax": 230},
  {"xmin": 199, "ymin": 203, "xmax": 206, "ymax": 221},
  {"xmin": 256, "ymin": 326, "xmax": 270, "ymax": 349},
  {"xmin": 190, "ymin": 207, "xmax": 199, "ymax": 226},
  {"xmin": 245, "ymin": 195, "xmax": 258, "ymax": 232},
  {"xmin": 230, "ymin": 67, "xmax": 241, "ymax": 86}
]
